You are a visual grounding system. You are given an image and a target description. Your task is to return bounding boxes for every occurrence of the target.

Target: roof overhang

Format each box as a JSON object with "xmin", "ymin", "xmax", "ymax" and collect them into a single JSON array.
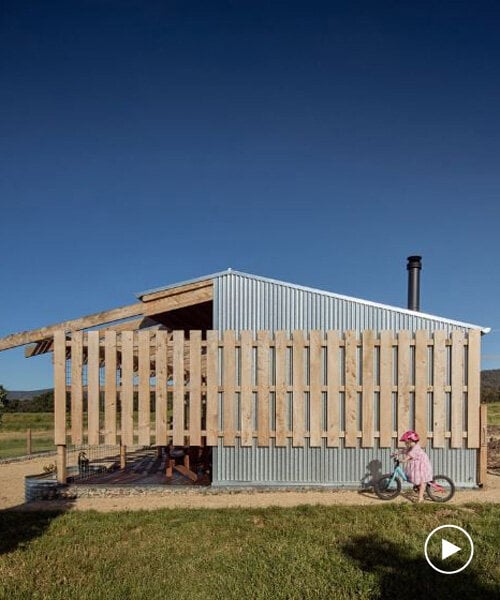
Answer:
[{"xmin": 0, "ymin": 277, "xmax": 214, "ymax": 355}]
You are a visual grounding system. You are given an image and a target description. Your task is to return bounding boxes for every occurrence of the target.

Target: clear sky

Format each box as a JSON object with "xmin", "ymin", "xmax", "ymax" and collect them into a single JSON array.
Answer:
[{"xmin": 1, "ymin": 1, "xmax": 499, "ymax": 390}]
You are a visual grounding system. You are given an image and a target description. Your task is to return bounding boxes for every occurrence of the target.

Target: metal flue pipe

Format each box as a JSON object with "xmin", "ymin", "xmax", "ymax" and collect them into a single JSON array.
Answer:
[{"xmin": 407, "ymin": 255, "xmax": 422, "ymax": 311}]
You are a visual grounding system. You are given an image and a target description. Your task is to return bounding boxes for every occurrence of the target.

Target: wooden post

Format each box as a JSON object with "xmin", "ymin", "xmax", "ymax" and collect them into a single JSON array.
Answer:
[
  {"xmin": 120, "ymin": 444, "xmax": 127, "ymax": 470},
  {"xmin": 138, "ymin": 330, "xmax": 151, "ymax": 446},
  {"xmin": 173, "ymin": 330, "xmax": 185, "ymax": 446},
  {"xmin": 57, "ymin": 445, "xmax": 67, "ymax": 484},
  {"xmin": 54, "ymin": 330, "xmax": 67, "ymax": 446},
  {"xmin": 27, "ymin": 428, "xmax": 32, "ymax": 455},
  {"xmin": 155, "ymin": 330, "xmax": 168, "ymax": 446},
  {"xmin": 477, "ymin": 403, "xmax": 488, "ymax": 487},
  {"xmin": 54, "ymin": 330, "xmax": 67, "ymax": 483}
]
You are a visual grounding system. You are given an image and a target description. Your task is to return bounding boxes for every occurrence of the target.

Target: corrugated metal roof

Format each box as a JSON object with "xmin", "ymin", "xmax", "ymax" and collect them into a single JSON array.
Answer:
[{"xmin": 136, "ymin": 269, "xmax": 489, "ymax": 333}]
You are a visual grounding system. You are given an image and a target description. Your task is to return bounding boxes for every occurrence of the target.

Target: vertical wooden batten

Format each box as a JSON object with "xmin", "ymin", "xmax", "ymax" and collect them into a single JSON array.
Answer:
[
  {"xmin": 467, "ymin": 330, "xmax": 481, "ymax": 449},
  {"xmin": 257, "ymin": 331, "xmax": 270, "ymax": 446},
  {"xmin": 275, "ymin": 331, "xmax": 288, "ymax": 447},
  {"xmin": 138, "ymin": 330, "xmax": 151, "ymax": 446},
  {"xmin": 240, "ymin": 330, "xmax": 253, "ymax": 447},
  {"xmin": 87, "ymin": 331, "xmax": 100, "ymax": 445},
  {"xmin": 432, "ymin": 330, "xmax": 447, "ymax": 448},
  {"xmin": 414, "ymin": 330, "xmax": 428, "ymax": 447},
  {"xmin": 344, "ymin": 331, "xmax": 357, "ymax": 447},
  {"xmin": 70, "ymin": 331, "xmax": 83, "ymax": 445},
  {"xmin": 397, "ymin": 330, "xmax": 411, "ymax": 440},
  {"xmin": 53, "ymin": 330, "xmax": 67, "ymax": 483},
  {"xmin": 222, "ymin": 330, "xmax": 236, "ymax": 446},
  {"xmin": 205, "ymin": 330, "xmax": 218, "ymax": 446},
  {"xmin": 478, "ymin": 403, "xmax": 488, "ymax": 487},
  {"xmin": 379, "ymin": 331, "xmax": 392, "ymax": 448},
  {"xmin": 309, "ymin": 330, "xmax": 322, "ymax": 447},
  {"xmin": 451, "ymin": 330, "xmax": 465, "ymax": 448},
  {"xmin": 189, "ymin": 330, "xmax": 202, "ymax": 446},
  {"xmin": 104, "ymin": 330, "xmax": 117, "ymax": 445},
  {"xmin": 361, "ymin": 330, "xmax": 374, "ymax": 448},
  {"xmin": 172, "ymin": 330, "xmax": 185, "ymax": 447},
  {"xmin": 155, "ymin": 330, "xmax": 168, "ymax": 446},
  {"xmin": 326, "ymin": 330, "xmax": 340, "ymax": 447},
  {"xmin": 292, "ymin": 331, "xmax": 305, "ymax": 447},
  {"xmin": 120, "ymin": 331, "xmax": 134, "ymax": 446}
]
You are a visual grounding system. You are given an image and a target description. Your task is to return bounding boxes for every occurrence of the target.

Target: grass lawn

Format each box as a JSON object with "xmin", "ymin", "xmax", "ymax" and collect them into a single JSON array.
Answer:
[
  {"xmin": 0, "ymin": 413, "xmax": 54, "ymax": 459},
  {"xmin": 488, "ymin": 402, "xmax": 500, "ymax": 426},
  {"xmin": 0, "ymin": 504, "xmax": 498, "ymax": 600},
  {"xmin": 0, "ymin": 412, "xmax": 54, "ymax": 432},
  {"xmin": 0, "ymin": 436, "xmax": 54, "ymax": 459}
]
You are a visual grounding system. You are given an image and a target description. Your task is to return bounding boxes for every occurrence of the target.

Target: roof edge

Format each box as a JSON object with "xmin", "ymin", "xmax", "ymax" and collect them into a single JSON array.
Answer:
[
  {"xmin": 136, "ymin": 269, "xmax": 490, "ymax": 334},
  {"xmin": 136, "ymin": 269, "xmax": 234, "ymax": 299}
]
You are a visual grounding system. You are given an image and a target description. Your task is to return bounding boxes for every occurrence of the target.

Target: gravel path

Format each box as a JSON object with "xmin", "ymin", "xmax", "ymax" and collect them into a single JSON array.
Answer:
[{"xmin": 1, "ymin": 455, "xmax": 499, "ymax": 512}]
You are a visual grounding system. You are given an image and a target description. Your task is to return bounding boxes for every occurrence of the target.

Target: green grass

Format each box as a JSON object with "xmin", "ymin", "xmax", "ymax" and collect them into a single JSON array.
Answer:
[
  {"xmin": 0, "ymin": 413, "xmax": 55, "ymax": 459},
  {"xmin": 0, "ymin": 504, "xmax": 498, "ymax": 600},
  {"xmin": 487, "ymin": 402, "xmax": 500, "ymax": 426},
  {"xmin": 0, "ymin": 412, "xmax": 53, "ymax": 432},
  {"xmin": 0, "ymin": 437, "xmax": 55, "ymax": 459}
]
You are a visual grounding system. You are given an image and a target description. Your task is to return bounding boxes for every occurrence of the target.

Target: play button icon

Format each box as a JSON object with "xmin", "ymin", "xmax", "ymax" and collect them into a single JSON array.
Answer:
[
  {"xmin": 425, "ymin": 525, "xmax": 474, "ymax": 574},
  {"xmin": 441, "ymin": 539, "xmax": 461, "ymax": 560}
]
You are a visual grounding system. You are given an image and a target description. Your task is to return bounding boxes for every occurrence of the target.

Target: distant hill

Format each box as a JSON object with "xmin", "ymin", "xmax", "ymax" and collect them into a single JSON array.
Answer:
[
  {"xmin": 6, "ymin": 389, "xmax": 53, "ymax": 402},
  {"xmin": 482, "ymin": 369, "xmax": 500, "ymax": 389},
  {"xmin": 482, "ymin": 369, "xmax": 500, "ymax": 403}
]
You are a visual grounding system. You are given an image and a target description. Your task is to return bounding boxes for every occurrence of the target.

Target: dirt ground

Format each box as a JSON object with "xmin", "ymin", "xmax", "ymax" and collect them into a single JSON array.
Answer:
[{"xmin": 1, "ymin": 454, "xmax": 499, "ymax": 512}]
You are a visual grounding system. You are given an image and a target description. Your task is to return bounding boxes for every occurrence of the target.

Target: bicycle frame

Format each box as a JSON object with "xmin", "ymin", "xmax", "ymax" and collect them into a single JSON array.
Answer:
[
  {"xmin": 387, "ymin": 460, "xmax": 443, "ymax": 492},
  {"xmin": 386, "ymin": 461, "xmax": 410, "ymax": 488}
]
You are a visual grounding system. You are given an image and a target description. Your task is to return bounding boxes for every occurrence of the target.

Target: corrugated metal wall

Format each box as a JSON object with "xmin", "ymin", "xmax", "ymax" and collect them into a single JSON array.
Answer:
[
  {"xmin": 213, "ymin": 440, "xmax": 477, "ymax": 489},
  {"xmin": 212, "ymin": 271, "xmax": 479, "ymax": 488}
]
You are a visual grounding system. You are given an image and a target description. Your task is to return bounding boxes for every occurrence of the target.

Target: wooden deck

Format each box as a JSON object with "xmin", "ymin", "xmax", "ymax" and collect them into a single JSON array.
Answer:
[{"xmin": 69, "ymin": 448, "xmax": 211, "ymax": 486}]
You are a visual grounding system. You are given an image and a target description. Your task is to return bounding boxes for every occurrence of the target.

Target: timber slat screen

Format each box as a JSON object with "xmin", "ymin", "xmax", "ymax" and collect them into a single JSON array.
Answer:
[{"xmin": 54, "ymin": 329, "xmax": 481, "ymax": 449}]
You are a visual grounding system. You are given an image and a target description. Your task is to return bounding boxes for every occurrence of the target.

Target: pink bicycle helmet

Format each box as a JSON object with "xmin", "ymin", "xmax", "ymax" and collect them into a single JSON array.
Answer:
[{"xmin": 400, "ymin": 430, "xmax": 420, "ymax": 443}]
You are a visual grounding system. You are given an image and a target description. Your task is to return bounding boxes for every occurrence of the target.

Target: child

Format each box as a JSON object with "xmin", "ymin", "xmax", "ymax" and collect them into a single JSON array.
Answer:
[{"xmin": 398, "ymin": 430, "xmax": 433, "ymax": 503}]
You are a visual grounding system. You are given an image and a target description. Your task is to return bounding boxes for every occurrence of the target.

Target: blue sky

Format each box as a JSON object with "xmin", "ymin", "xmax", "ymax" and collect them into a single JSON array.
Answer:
[{"xmin": 1, "ymin": 1, "xmax": 499, "ymax": 389}]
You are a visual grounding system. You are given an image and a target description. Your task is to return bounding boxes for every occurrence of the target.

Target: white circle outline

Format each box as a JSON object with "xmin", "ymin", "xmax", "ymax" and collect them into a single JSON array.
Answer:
[{"xmin": 424, "ymin": 525, "xmax": 474, "ymax": 574}]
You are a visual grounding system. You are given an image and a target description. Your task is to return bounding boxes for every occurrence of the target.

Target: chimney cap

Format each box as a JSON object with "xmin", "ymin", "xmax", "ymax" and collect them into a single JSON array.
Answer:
[{"xmin": 407, "ymin": 255, "xmax": 422, "ymax": 269}]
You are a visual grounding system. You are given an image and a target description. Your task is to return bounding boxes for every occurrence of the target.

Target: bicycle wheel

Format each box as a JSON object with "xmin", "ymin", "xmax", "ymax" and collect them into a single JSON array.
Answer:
[
  {"xmin": 374, "ymin": 474, "xmax": 401, "ymax": 500},
  {"xmin": 426, "ymin": 476, "xmax": 455, "ymax": 502}
]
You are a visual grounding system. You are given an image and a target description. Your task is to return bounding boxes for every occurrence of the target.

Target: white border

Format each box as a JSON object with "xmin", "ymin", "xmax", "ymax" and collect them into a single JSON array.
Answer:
[{"xmin": 424, "ymin": 524, "xmax": 474, "ymax": 574}]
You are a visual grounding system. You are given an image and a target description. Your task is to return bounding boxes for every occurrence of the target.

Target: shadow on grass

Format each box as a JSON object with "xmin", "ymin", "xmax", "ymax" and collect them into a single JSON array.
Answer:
[
  {"xmin": 0, "ymin": 498, "xmax": 75, "ymax": 555},
  {"xmin": 341, "ymin": 534, "xmax": 498, "ymax": 600}
]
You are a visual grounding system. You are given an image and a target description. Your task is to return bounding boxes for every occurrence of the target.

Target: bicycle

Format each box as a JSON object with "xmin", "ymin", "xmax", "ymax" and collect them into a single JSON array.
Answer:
[{"xmin": 374, "ymin": 454, "xmax": 455, "ymax": 502}]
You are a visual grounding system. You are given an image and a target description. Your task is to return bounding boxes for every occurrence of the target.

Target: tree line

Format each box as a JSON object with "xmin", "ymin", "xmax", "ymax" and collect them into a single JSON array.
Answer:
[
  {"xmin": 481, "ymin": 369, "xmax": 500, "ymax": 404},
  {"xmin": 0, "ymin": 388, "xmax": 54, "ymax": 414}
]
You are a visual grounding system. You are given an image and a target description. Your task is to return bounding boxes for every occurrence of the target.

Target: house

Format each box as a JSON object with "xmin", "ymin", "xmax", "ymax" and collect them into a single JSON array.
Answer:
[{"xmin": 0, "ymin": 261, "xmax": 489, "ymax": 488}]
